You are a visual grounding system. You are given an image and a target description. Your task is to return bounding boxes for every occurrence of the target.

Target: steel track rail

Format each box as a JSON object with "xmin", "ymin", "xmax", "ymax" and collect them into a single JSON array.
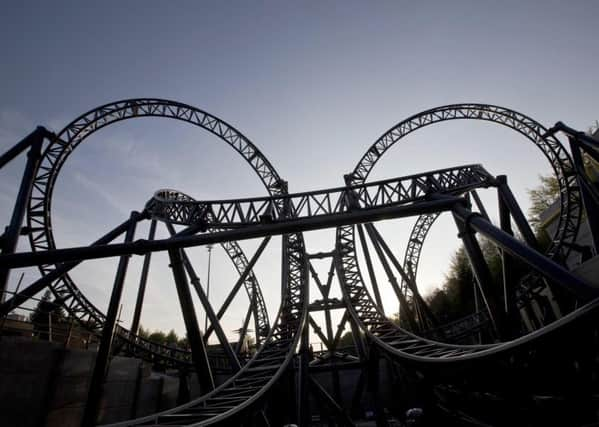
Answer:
[
  {"xmin": 2, "ymin": 165, "xmax": 493, "ymax": 269},
  {"xmin": 17, "ymin": 98, "xmax": 310, "ymax": 425},
  {"xmin": 366, "ymin": 105, "xmax": 582, "ymax": 327},
  {"xmin": 334, "ymin": 103, "xmax": 586, "ymax": 367},
  {"xmin": 23, "ymin": 99, "xmax": 278, "ymax": 367},
  {"xmin": 102, "ymin": 233, "xmax": 308, "ymax": 426},
  {"xmin": 96, "ymin": 164, "xmax": 491, "ymax": 424},
  {"xmin": 335, "ymin": 224, "xmax": 599, "ymax": 364},
  {"xmin": 147, "ymin": 164, "xmax": 495, "ymax": 227},
  {"xmin": 345, "ymin": 103, "xmax": 582, "ymax": 262}
]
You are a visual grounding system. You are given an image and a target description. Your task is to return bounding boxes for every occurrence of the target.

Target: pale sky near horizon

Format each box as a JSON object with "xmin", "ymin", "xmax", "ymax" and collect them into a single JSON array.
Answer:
[{"xmin": 1, "ymin": 1, "xmax": 598, "ymax": 344}]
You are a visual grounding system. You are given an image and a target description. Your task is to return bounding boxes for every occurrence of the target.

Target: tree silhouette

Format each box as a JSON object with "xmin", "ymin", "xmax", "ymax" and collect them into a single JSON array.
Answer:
[
  {"xmin": 29, "ymin": 290, "xmax": 66, "ymax": 340},
  {"xmin": 425, "ymin": 238, "xmax": 504, "ymax": 325},
  {"xmin": 527, "ymin": 174, "xmax": 560, "ymax": 234}
]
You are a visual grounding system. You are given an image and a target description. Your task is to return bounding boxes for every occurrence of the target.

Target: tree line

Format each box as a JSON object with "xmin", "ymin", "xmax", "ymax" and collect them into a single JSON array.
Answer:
[{"xmin": 136, "ymin": 325, "xmax": 189, "ymax": 348}]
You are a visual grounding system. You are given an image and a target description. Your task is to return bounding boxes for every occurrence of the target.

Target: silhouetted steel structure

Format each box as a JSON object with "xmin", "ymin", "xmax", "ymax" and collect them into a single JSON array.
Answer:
[{"xmin": 1, "ymin": 99, "xmax": 599, "ymax": 426}]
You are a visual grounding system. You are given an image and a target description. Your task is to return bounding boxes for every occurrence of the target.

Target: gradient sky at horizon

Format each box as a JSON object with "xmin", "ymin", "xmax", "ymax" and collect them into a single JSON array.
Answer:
[{"xmin": 1, "ymin": 1, "xmax": 598, "ymax": 344}]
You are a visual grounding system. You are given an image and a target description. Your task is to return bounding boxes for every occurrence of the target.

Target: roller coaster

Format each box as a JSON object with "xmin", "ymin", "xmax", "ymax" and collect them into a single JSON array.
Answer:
[{"xmin": 1, "ymin": 99, "xmax": 599, "ymax": 426}]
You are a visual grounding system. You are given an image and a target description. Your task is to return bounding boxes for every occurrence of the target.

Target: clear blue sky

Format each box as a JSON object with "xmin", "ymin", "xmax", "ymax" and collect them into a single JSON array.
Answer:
[{"xmin": 1, "ymin": 1, "xmax": 598, "ymax": 343}]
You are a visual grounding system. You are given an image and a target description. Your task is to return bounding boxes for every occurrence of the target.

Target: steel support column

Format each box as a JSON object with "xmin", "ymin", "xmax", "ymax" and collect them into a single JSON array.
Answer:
[
  {"xmin": 130, "ymin": 219, "xmax": 156, "ymax": 335},
  {"xmin": 323, "ymin": 259, "xmax": 337, "ymax": 341},
  {"xmin": 308, "ymin": 256, "xmax": 337, "ymax": 354},
  {"xmin": 298, "ymin": 263, "xmax": 311, "ymax": 427},
  {"xmin": 318, "ymin": 257, "xmax": 343, "ymax": 402},
  {"xmin": 497, "ymin": 175, "xmax": 519, "ymax": 337},
  {"xmin": 497, "ymin": 178, "xmax": 538, "ymax": 249},
  {"xmin": 81, "ymin": 211, "xmax": 139, "ymax": 427},
  {"xmin": 357, "ymin": 225, "xmax": 385, "ymax": 313},
  {"xmin": 453, "ymin": 211, "xmax": 507, "ymax": 340},
  {"xmin": 367, "ymin": 223, "xmax": 438, "ymax": 329},
  {"xmin": 363, "ymin": 224, "xmax": 417, "ymax": 331},
  {"xmin": 472, "ymin": 280, "xmax": 483, "ymax": 343},
  {"xmin": 0, "ymin": 128, "xmax": 45, "ymax": 299},
  {"xmin": 281, "ymin": 234, "xmax": 290, "ymax": 300},
  {"xmin": 298, "ymin": 322, "xmax": 311, "ymax": 427},
  {"xmin": 180, "ymin": 247, "xmax": 241, "ymax": 371},
  {"xmin": 168, "ymin": 247, "xmax": 214, "ymax": 391},
  {"xmin": 165, "ymin": 223, "xmax": 241, "ymax": 371},
  {"xmin": 204, "ymin": 236, "xmax": 270, "ymax": 341},
  {"xmin": 470, "ymin": 189, "xmax": 490, "ymax": 221},
  {"xmin": 0, "ymin": 126, "xmax": 48, "ymax": 169}
]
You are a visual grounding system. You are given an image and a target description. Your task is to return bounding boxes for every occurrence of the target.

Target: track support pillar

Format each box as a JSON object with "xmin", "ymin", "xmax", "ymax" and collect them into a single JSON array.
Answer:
[
  {"xmin": 81, "ymin": 211, "xmax": 139, "ymax": 427},
  {"xmin": 453, "ymin": 210, "xmax": 507, "ymax": 340},
  {"xmin": 0, "ymin": 127, "xmax": 45, "ymax": 300},
  {"xmin": 168, "ymin": 247, "xmax": 214, "ymax": 392},
  {"xmin": 130, "ymin": 219, "xmax": 157, "ymax": 334},
  {"xmin": 497, "ymin": 175, "xmax": 520, "ymax": 338}
]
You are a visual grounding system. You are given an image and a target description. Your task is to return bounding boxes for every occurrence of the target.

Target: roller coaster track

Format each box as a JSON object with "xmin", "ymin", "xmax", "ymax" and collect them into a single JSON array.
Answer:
[
  {"xmin": 334, "ymin": 103, "xmax": 590, "ymax": 372},
  {"xmin": 341, "ymin": 104, "xmax": 582, "ymax": 326},
  {"xmin": 15, "ymin": 98, "xmax": 312, "ymax": 425},
  {"xmin": 146, "ymin": 164, "xmax": 495, "ymax": 228},
  {"xmin": 335, "ymin": 224, "xmax": 599, "ymax": 364},
  {"xmin": 3, "ymin": 161, "xmax": 594, "ymax": 424},
  {"xmin": 105, "ymin": 231, "xmax": 308, "ymax": 426},
  {"xmin": 345, "ymin": 104, "xmax": 581, "ymax": 262},
  {"xmin": 103, "ymin": 157, "xmax": 597, "ymax": 424},
  {"xmin": 3, "ymin": 100, "xmax": 594, "ymax": 425},
  {"xmin": 101, "ymin": 163, "xmax": 495, "ymax": 425},
  {"xmin": 24, "ymin": 99, "xmax": 280, "ymax": 367}
]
